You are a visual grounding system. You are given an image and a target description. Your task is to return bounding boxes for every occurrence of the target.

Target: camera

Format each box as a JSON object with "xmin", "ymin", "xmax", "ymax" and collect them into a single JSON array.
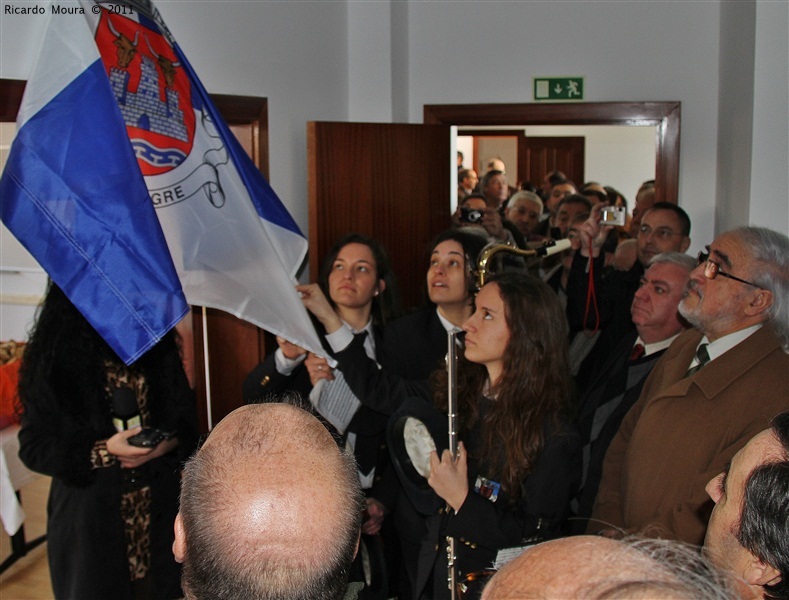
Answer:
[
  {"xmin": 600, "ymin": 206, "xmax": 626, "ymax": 227},
  {"xmin": 127, "ymin": 428, "xmax": 174, "ymax": 448},
  {"xmin": 460, "ymin": 207, "xmax": 484, "ymax": 224}
]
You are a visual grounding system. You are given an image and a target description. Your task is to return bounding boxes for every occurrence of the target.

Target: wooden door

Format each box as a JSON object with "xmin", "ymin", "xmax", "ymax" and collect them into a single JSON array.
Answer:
[
  {"xmin": 521, "ymin": 136, "xmax": 585, "ymax": 189},
  {"xmin": 308, "ymin": 122, "xmax": 451, "ymax": 310}
]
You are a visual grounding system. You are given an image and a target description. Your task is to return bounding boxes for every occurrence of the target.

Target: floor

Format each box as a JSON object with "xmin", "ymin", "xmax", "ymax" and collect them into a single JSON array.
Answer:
[{"xmin": 0, "ymin": 476, "xmax": 53, "ymax": 599}]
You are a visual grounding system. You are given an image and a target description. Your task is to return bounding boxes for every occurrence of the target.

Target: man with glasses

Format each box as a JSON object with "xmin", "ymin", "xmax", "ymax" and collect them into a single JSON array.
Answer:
[
  {"xmin": 589, "ymin": 226, "xmax": 788, "ymax": 545},
  {"xmin": 566, "ymin": 201, "xmax": 691, "ymax": 385}
]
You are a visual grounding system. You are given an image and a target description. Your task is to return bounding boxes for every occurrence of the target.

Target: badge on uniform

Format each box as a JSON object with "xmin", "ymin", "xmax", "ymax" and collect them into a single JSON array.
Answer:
[{"xmin": 474, "ymin": 475, "xmax": 501, "ymax": 502}]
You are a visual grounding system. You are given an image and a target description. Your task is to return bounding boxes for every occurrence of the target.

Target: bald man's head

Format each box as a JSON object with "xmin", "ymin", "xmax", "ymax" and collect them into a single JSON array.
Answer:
[
  {"xmin": 175, "ymin": 402, "xmax": 363, "ymax": 600},
  {"xmin": 481, "ymin": 536, "xmax": 734, "ymax": 599}
]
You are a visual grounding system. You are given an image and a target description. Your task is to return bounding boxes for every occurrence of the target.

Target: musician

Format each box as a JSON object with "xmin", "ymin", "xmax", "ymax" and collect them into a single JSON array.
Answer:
[
  {"xmin": 327, "ymin": 229, "xmax": 487, "ymax": 598},
  {"xmin": 330, "ymin": 229, "xmax": 488, "ymax": 417},
  {"xmin": 415, "ymin": 273, "xmax": 581, "ymax": 600}
]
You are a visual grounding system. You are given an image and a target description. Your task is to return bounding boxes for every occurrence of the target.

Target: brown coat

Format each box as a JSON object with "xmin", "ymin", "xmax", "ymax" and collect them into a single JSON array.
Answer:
[{"xmin": 589, "ymin": 325, "xmax": 789, "ymax": 545}]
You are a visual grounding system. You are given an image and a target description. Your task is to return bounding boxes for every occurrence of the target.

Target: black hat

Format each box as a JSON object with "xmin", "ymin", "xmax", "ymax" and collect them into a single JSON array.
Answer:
[{"xmin": 387, "ymin": 396, "xmax": 449, "ymax": 515}]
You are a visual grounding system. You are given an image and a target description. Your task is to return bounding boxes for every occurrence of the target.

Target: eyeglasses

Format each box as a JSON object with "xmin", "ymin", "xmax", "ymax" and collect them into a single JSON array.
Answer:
[
  {"xmin": 638, "ymin": 224, "xmax": 684, "ymax": 241},
  {"xmin": 697, "ymin": 246, "xmax": 761, "ymax": 288}
]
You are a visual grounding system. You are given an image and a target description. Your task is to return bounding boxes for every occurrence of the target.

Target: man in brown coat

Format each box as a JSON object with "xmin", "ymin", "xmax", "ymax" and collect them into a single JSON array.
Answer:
[{"xmin": 589, "ymin": 226, "xmax": 789, "ymax": 545}]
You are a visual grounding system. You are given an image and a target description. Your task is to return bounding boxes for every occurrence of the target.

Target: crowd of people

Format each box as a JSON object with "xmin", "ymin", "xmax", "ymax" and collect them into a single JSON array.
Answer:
[{"xmin": 14, "ymin": 158, "xmax": 788, "ymax": 600}]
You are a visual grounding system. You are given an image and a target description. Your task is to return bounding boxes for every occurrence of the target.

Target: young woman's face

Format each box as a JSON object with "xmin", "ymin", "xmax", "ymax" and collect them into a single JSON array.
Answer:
[
  {"xmin": 427, "ymin": 240, "xmax": 470, "ymax": 308},
  {"xmin": 462, "ymin": 282, "xmax": 510, "ymax": 383},
  {"xmin": 328, "ymin": 243, "xmax": 382, "ymax": 309}
]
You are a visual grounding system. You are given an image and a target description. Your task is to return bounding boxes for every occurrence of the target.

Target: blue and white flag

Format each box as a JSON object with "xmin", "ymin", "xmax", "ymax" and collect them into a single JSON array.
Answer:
[{"xmin": 1, "ymin": 0, "xmax": 323, "ymax": 364}]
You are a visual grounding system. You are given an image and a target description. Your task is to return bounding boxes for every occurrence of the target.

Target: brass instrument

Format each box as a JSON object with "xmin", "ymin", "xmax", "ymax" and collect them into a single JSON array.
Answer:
[{"xmin": 476, "ymin": 239, "xmax": 572, "ymax": 288}]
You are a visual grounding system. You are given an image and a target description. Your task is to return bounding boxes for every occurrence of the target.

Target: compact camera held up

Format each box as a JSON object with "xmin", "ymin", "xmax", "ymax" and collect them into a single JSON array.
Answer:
[
  {"xmin": 460, "ymin": 207, "xmax": 484, "ymax": 224},
  {"xmin": 600, "ymin": 206, "xmax": 626, "ymax": 227}
]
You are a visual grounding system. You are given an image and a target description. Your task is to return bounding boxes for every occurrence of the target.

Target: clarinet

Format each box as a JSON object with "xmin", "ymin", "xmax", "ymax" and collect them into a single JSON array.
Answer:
[{"xmin": 446, "ymin": 330, "xmax": 459, "ymax": 600}]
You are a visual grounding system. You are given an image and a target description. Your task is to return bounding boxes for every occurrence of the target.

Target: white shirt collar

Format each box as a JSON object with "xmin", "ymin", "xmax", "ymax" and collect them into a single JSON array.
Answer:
[
  {"xmin": 436, "ymin": 307, "xmax": 463, "ymax": 334},
  {"xmin": 695, "ymin": 324, "xmax": 762, "ymax": 365},
  {"xmin": 634, "ymin": 333, "xmax": 681, "ymax": 358}
]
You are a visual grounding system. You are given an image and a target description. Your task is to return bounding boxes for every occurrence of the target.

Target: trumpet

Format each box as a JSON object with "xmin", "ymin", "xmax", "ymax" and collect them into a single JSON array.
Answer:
[{"xmin": 476, "ymin": 239, "xmax": 572, "ymax": 288}]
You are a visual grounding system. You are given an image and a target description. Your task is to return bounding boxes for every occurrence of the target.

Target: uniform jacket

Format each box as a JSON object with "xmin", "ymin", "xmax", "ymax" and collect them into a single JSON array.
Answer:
[{"xmin": 414, "ymin": 408, "xmax": 581, "ymax": 600}]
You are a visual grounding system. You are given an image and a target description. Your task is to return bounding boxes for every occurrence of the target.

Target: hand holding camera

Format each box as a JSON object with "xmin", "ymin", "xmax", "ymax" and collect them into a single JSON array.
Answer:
[{"xmin": 579, "ymin": 204, "xmax": 622, "ymax": 258}]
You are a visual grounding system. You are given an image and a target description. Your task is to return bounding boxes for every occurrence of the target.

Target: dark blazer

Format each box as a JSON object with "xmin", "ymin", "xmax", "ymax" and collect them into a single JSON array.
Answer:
[
  {"xmin": 19, "ymin": 335, "xmax": 197, "ymax": 600},
  {"xmin": 591, "ymin": 325, "xmax": 789, "ymax": 544},
  {"xmin": 414, "ymin": 407, "xmax": 581, "ymax": 600},
  {"xmin": 334, "ymin": 306, "xmax": 449, "ymax": 416},
  {"xmin": 566, "ymin": 252, "xmax": 643, "ymax": 340},
  {"xmin": 571, "ymin": 330, "xmax": 665, "ymax": 532}
]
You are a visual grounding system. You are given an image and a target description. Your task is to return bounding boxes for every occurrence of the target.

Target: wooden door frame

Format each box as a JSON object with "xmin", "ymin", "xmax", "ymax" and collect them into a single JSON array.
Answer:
[{"xmin": 425, "ymin": 102, "xmax": 680, "ymax": 204}]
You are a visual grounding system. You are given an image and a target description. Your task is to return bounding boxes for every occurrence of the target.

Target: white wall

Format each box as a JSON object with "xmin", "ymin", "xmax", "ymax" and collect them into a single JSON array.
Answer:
[
  {"xmin": 398, "ymin": 1, "xmax": 722, "ymax": 253},
  {"xmin": 749, "ymin": 0, "xmax": 789, "ymax": 233},
  {"xmin": 2, "ymin": 0, "xmax": 786, "ymax": 278}
]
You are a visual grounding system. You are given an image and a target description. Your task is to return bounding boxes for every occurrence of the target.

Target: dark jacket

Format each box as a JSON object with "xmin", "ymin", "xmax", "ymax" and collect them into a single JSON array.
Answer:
[{"xmin": 19, "ymin": 334, "xmax": 197, "ymax": 600}]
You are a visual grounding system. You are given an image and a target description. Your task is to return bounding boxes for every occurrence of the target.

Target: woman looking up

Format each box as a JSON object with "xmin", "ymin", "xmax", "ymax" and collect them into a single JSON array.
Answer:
[
  {"xmin": 330, "ymin": 229, "xmax": 489, "ymax": 417},
  {"xmin": 415, "ymin": 273, "xmax": 581, "ymax": 600}
]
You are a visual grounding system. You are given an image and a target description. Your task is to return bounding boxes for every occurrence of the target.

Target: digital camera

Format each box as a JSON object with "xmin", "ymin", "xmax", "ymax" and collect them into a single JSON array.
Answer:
[
  {"xmin": 460, "ymin": 207, "xmax": 484, "ymax": 224},
  {"xmin": 600, "ymin": 206, "xmax": 626, "ymax": 227}
]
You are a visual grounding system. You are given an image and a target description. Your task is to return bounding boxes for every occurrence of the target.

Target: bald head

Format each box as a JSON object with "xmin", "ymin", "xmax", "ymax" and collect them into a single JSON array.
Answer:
[
  {"xmin": 481, "ymin": 536, "xmax": 734, "ymax": 599},
  {"xmin": 175, "ymin": 402, "xmax": 363, "ymax": 600}
]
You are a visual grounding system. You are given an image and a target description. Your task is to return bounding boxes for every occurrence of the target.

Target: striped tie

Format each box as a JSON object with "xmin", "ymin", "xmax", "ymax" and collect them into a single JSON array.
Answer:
[{"xmin": 685, "ymin": 343, "xmax": 710, "ymax": 378}]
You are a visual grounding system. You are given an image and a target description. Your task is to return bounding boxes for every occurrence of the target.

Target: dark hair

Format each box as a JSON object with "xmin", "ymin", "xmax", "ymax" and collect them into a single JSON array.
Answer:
[
  {"xmin": 645, "ymin": 202, "xmax": 691, "ymax": 236},
  {"xmin": 482, "ymin": 170, "xmax": 505, "ymax": 190},
  {"xmin": 605, "ymin": 186, "xmax": 627, "ymax": 210},
  {"xmin": 551, "ymin": 178, "xmax": 577, "ymax": 191},
  {"xmin": 317, "ymin": 233, "xmax": 402, "ymax": 328},
  {"xmin": 433, "ymin": 273, "xmax": 571, "ymax": 503},
  {"xmin": 737, "ymin": 412, "xmax": 789, "ymax": 600},
  {"xmin": 428, "ymin": 229, "xmax": 489, "ymax": 299},
  {"xmin": 520, "ymin": 181, "xmax": 538, "ymax": 194},
  {"xmin": 556, "ymin": 194, "xmax": 593, "ymax": 214},
  {"xmin": 546, "ymin": 170, "xmax": 567, "ymax": 186}
]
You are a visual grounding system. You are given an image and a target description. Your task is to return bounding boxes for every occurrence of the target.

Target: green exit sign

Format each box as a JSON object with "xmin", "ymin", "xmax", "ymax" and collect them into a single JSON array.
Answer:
[{"xmin": 534, "ymin": 77, "xmax": 584, "ymax": 101}]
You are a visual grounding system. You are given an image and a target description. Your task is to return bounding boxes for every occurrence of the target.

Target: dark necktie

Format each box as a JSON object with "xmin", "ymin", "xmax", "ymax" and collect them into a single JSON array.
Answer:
[
  {"xmin": 629, "ymin": 343, "xmax": 646, "ymax": 362},
  {"xmin": 685, "ymin": 343, "xmax": 710, "ymax": 377}
]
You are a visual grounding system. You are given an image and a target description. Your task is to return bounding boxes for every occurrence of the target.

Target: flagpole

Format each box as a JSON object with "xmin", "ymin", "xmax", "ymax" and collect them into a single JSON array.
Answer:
[{"xmin": 201, "ymin": 307, "xmax": 214, "ymax": 430}]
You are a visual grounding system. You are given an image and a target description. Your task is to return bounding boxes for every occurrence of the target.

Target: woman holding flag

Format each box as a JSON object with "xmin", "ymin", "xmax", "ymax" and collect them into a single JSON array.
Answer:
[{"xmin": 243, "ymin": 233, "xmax": 402, "ymax": 537}]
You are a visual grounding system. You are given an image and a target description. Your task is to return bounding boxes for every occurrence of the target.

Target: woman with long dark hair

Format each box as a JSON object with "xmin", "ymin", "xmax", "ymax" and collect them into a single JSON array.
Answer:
[
  {"xmin": 18, "ymin": 283, "xmax": 198, "ymax": 599},
  {"xmin": 416, "ymin": 272, "xmax": 581, "ymax": 600}
]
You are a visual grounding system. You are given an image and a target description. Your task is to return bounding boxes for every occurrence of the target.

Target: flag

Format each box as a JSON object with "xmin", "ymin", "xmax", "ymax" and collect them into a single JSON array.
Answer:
[{"xmin": 1, "ymin": 0, "xmax": 324, "ymax": 364}]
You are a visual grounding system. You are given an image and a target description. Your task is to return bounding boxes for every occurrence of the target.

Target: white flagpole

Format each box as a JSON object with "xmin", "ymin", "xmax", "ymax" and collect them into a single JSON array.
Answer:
[{"xmin": 201, "ymin": 306, "xmax": 213, "ymax": 430}]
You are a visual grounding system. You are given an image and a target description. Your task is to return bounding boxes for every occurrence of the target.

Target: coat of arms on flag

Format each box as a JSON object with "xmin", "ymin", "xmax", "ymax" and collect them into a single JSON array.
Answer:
[{"xmin": 0, "ymin": 0, "xmax": 325, "ymax": 365}]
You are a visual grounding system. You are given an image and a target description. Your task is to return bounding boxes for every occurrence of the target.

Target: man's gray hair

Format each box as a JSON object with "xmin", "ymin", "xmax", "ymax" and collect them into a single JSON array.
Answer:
[
  {"xmin": 179, "ymin": 396, "xmax": 364, "ymax": 600},
  {"xmin": 732, "ymin": 227, "xmax": 789, "ymax": 353},
  {"xmin": 649, "ymin": 251, "xmax": 697, "ymax": 273},
  {"xmin": 507, "ymin": 190, "xmax": 544, "ymax": 214},
  {"xmin": 587, "ymin": 537, "xmax": 737, "ymax": 600}
]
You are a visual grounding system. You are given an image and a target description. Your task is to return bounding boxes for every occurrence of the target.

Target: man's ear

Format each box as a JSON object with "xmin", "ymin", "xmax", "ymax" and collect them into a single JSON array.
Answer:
[
  {"xmin": 173, "ymin": 513, "xmax": 186, "ymax": 564},
  {"xmin": 744, "ymin": 556, "xmax": 781, "ymax": 588},
  {"xmin": 744, "ymin": 288, "xmax": 774, "ymax": 318},
  {"xmin": 679, "ymin": 236, "xmax": 691, "ymax": 254}
]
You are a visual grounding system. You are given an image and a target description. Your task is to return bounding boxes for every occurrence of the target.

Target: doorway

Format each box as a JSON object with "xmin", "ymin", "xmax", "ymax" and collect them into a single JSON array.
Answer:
[{"xmin": 427, "ymin": 101, "xmax": 680, "ymax": 205}]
